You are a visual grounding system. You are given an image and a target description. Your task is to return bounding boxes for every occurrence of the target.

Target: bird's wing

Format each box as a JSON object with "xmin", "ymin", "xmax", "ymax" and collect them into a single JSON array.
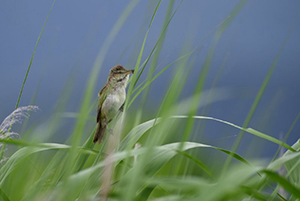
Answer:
[{"xmin": 97, "ymin": 85, "xmax": 108, "ymax": 123}]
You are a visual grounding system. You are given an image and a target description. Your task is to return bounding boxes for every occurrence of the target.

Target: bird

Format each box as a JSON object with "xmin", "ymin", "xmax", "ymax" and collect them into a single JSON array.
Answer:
[{"xmin": 93, "ymin": 65, "xmax": 134, "ymax": 143}]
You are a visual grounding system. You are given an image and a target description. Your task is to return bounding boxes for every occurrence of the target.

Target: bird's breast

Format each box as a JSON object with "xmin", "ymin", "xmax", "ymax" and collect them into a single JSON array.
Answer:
[{"xmin": 101, "ymin": 88, "xmax": 126, "ymax": 121}]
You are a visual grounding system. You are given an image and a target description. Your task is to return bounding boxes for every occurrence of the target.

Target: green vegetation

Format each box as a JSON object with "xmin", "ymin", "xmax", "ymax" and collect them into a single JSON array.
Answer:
[{"xmin": 1, "ymin": 0, "xmax": 299, "ymax": 200}]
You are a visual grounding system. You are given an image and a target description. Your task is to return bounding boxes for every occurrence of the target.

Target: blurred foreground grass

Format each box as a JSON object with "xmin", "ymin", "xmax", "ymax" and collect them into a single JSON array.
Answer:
[{"xmin": 1, "ymin": 0, "xmax": 300, "ymax": 200}]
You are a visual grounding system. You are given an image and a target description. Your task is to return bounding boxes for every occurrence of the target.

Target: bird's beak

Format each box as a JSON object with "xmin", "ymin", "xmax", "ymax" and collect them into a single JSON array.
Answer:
[{"xmin": 124, "ymin": 69, "xmax": 134, "ymax": 75}]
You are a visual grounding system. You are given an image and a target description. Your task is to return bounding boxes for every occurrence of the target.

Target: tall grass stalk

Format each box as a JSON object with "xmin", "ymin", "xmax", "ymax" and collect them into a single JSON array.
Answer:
[
  {"xmin": 0, "ymin": 0, "xmax": 57, "ymax": 163},
  {"xmin": 222, "ymin": 27, "xmax": 293, "ymax": 175},
  {"xmin": 134, "ymin": 0, "xmax": 175, "ymax": 127}
]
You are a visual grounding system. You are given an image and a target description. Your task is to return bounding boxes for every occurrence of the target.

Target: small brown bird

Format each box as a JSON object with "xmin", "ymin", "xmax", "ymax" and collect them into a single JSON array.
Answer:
[{"xmin": 93, "ymin": 65, "xmax": 134, "ymax": 143}]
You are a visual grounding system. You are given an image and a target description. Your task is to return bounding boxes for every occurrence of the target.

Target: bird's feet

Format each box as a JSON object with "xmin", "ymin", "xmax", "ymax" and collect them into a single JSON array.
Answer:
[
  {"xmin": 119, "ymin": 103, "xmax": 124, "ymax": 112},
  {"xmin": 107, "ymin": 128, "xmax": 114, "ymax": 135}
]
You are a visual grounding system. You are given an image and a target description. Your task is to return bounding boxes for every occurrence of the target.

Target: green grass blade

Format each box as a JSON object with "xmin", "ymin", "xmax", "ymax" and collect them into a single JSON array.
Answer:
[
  {"xmin": 131, "ymin": 0, "xmax": 182, "ymax": 89},
  {"xmin": 14, "ymin": 0, "xmax": 56, "ymax": 111},
  {"xmin": 120, "ymin": 115, "xmax": 295, "ymax": 153},
  {"xmin": 0, "ymin": 142, "xmax": 97, "ymax": 186},
  {"xmin": 62, "ymin": 0, "xmax": 141, "ymax": 184},
  {"xmin": 181, "ymin": 0, "xmax": 249, "ymax": 143},
  {"xmin": 0, "ymin": 188, "xmax": 10, "ymax": 201},
  {"xmin": 0, "ymin": 0, "xmax": 57, "ymax": 162},
  {"xmin": 272, "ymin": 112, "xmax": 300, "ymax": 161},
  {"xmin": 176, "ymin": 151, "xmax": 216, "ymax": 179},
  {"xmin": 128, "ymin": 51, "xmax": 194, "ymax": 107},
  {"xmin": 239, "ymin": 186, "xmax": 270, "ymax": 201},
  {"xmin": 268, "ymin": 152, "xmax": 300, "ymax": 171},
  {"xmin": 282, "ymin": 139, "xmax": 300, "ymax": 186},
  {"xmin": 118, "ymin": 142, "xmax": 255, "ymax": 200},
  {"xmin": 262, "ymin": 170, "xmax": 300, "ymax": 198},
  {"xmin": 119, "ymin": 118, "xmax": 160, "ymax": 151},
  {"xmin": 65, "ymin": 142, "xmax": 241, "ymax": 198},
  {"xmin": 223, "ymin": 26, "xmax": 293, "ymax": 173},
  {"xmin": 126, "ymin": 0, "xmax": 162, "ymax": 111},
  {"xmin": 129, "ymin": 12, "xmax": 231, "ymax": 108},
  {"xmin": 74, "ymin": 129, "xmax": 96, "ymax": 172},
  {"xmin": 134, "ymin": 0, "xmax": 176, "ymax": 126},
  {"xmin": 187, "ymin": 115, "xmax": 295, "ymax": 152}
]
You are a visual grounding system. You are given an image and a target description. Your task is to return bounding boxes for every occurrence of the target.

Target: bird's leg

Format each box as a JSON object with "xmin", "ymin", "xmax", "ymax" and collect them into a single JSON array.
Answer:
[
  {"xmin": 107, "ymin": 127, "xmax": 113, "ymax": 135},
  {"xmin": 105, "ymin": 119, "xmax": 113, "ymax": 135},
  {"xmin": 119, "ymin": 102, "xmax": 125, "ymax": 112}
]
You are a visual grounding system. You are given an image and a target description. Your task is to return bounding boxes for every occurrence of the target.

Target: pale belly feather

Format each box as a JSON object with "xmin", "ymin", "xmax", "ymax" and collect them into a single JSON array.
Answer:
[{"xmin": 101, "ymin": 88, "xmax": 126, "ymax": 122}]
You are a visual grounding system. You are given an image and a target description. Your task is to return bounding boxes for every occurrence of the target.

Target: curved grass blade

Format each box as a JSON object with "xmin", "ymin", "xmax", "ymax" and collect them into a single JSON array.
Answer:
[
  {"xmin": 177, "ymin": 151, "xmax": 216, "ymax": 180},
  {"xmin": 119, "ymin": 118, "xmax": 160, "ymax": 151},
  {"xmin": 0, "ymin": 142, "xmax": 97, "ymax": 186},
  {"xmin": 64, "ymin": 142, "xmax": 231, "ymax": 197},
  {"xmin": 267, "ymin": 152, "xmax": 300, "ymax": 171},
  {"xmin": 120, "ymin": 115, "xmax": 295, "ymax": 153},
  {"xmin": 262, "ymin": 170, "xmax": 300, "ymax": 199},
  {"xmin": 118, "ymin": 115, "xmax": 294, "ymax": 199},
  {"xmin": 196, "ymin": 165, "xmax": 258, "ymax": 201},
  {"xmin": 136, "ymin": 161, "xmax": 259, "ymax": 201},
  {"xmin": 260, "ymin": 139, "xmax": 300, "ymax": 200},
  {"xmin": 178, "ymin": 115, "xmax": 295, "ymax": 152},
  {"xmin": 143, "ymin": 177, "xmax": 269, "ymax": 201},
  {"xmin": 118, "ymin": 142, "xmax": 254, "ymax": 201}
]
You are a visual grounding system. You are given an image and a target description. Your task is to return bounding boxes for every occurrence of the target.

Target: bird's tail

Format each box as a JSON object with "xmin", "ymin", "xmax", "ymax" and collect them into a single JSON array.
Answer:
[{"xmin": 93, "ymin": 123, "xmax": 106, "ymax": 144}]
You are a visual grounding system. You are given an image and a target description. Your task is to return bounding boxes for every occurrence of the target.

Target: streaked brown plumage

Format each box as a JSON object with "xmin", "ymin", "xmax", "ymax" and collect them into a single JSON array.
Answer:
[{"xmin": 93, "ymin": 65, "xmax": 134, "ymax": 143}]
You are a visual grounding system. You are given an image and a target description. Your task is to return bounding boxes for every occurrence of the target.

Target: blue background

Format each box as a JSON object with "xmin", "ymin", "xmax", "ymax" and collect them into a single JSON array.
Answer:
[{"xmin": 0, "ymin": 0, "xmax": 299, "ymax": 157}]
